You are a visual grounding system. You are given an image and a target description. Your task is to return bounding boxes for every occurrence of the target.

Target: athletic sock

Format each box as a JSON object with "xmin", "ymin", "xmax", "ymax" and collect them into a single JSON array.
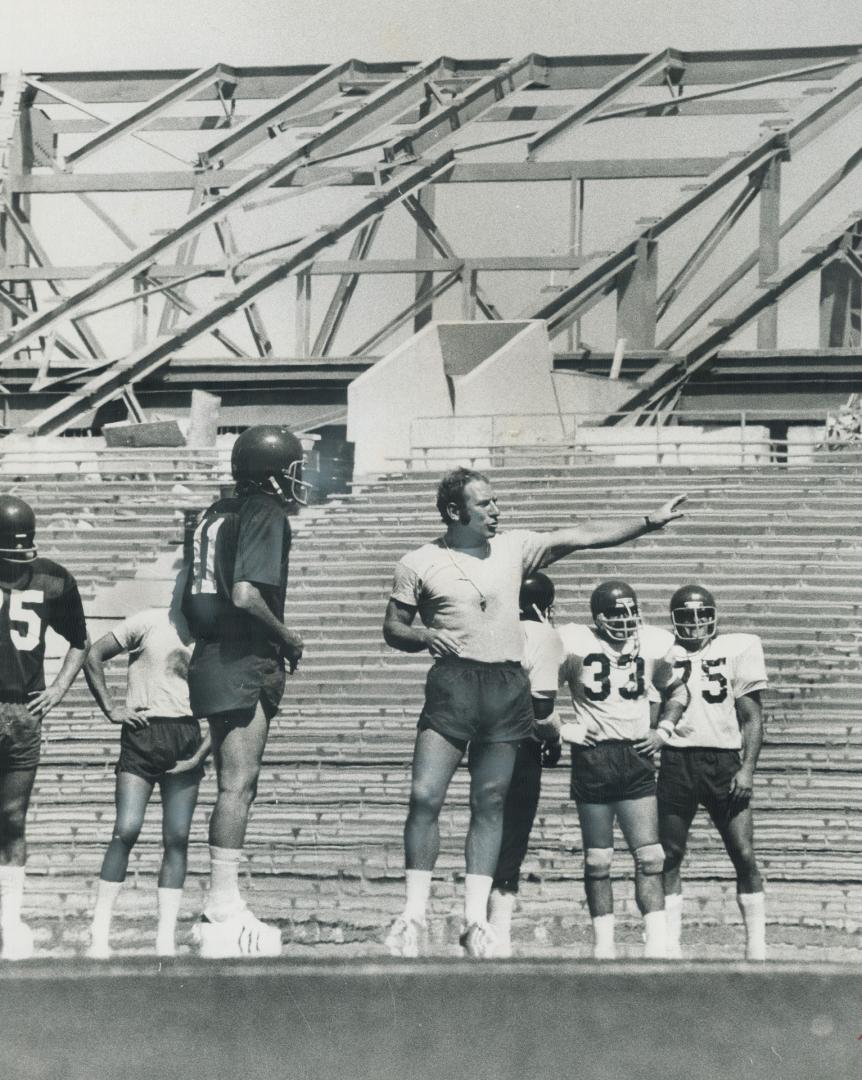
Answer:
[
  {"xmin": 0, "ymin": 864, "xmax": 25, "ymax": 928},
  {"xmin": 402, "ymin": 869, "xmax": 432, "ymax": 924},
  {"xmin": 156, "ymin": 888, "xmax": 183, "ymax": 956},
  {"xmin": 464, "ymin": 873, "xmax": 493, "ymax": 927},
  {"xmin": 642, "ymin": 909, "xmax": 668, "ymax": 959},
  {"xmin": 488, "ymin": 888, "xmax": 515, "ymax": 939},
  {"xmin": 592, "ymin": 913, "xmax": 615, "ymax": 959},
  {"xmin": 737, "ymin": 891, "xmax": 766, "ymax": 961},
  {"xmin": 664, "ymin": 892, "xmax": 683, "ymax": 955},
  {"xmin": 90, "ymin": 879, "xmax": 123, "ymax": 950},
  {"xmin": 206, "ymin": 846, "xmax": 244, "ymax": 921}
]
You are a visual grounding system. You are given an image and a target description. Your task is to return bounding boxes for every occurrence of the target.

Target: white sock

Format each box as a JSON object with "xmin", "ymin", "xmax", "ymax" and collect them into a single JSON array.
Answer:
[
  {"xmin": 464, "ymin": 873, "xmax": 493, "ymax": 927},
  {"xmin": 206, "ymin": 845, "xmax": 243, "ymax": 921},
  {"xmin": 403, "ymin": 869, "xmax": 432, "ymax": 924},
  {"xmin": 665, "ymin": 892, "xmax": 683, "ymax": 953},
  {"xmin": 592, "ymin": 913, "xmax": 615, "ymax": 959},
  {"xmin": 0, "ymin": 865, "xmax": 25, "ymax": 928},
  {"xmin": 156, "ymin": 888, "xmax": 183, "ymax": 956},
  {"xmin": 643, "ymin": 909, "xmax": 668, "ymax": 959},
  {"xmin": 738, "ymin": 891, "xmax": 766, "ymax": 961},
  {"xmin": 488, "ymin": 888, "xmax": 515, "ymax": 939},
  {"xmin": 91, "ymin": 879, "xmax": 123, "ymax": 948}
]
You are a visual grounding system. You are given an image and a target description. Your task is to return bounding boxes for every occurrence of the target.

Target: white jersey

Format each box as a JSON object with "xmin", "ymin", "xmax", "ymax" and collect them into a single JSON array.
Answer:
[
  {"xmin": 558, "ymin": 624, "xmax": 675, "ymax": 741},
  {"xmin": 522, "ymin": 620, "xmax": 563, "ymax": 697},
  {"xmin": 664, "ymin": 632, "xmax": 768, "ymax": 750}
]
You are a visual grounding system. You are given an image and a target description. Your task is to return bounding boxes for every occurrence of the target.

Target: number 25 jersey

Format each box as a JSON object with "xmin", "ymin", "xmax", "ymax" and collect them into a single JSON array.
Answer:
[
  {"xmin": 664, "ymin": 632, "xmax": 768, "ymax": 749},
  {"xmin": 558, "ymin": 623, "xmax": 675, "ymax": 741},
  {"xmin": 0, "ymin": 558, "xmax": 87, "ymax": 700}
]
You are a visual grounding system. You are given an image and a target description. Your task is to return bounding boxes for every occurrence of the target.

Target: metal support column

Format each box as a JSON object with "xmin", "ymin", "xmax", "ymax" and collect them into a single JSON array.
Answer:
[
  {"xmin": 757, "ymin": 155, "xmax": 782, "ymax": 348},
  {"xmin": 615, "ymin": 237, "xmax": 658, "ymax": 348}
]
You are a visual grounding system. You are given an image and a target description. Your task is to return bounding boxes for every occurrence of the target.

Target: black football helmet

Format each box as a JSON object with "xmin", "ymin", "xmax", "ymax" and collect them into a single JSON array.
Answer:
[
  {"xmin": 0, "ymin": 495, "xmax": 37, "ymax": 562},
  {"xmin": 231, "ymin": 425, "xmax": 311, "ymax": 505},
  {"xmin": 670, "ymin": 584, "xmax": 717, "ymax": 647},
  {"xmin": 590, "ymin": 579, "xmax": 640, "ymax": 642},
  {"xmin": 519, "ymin": 572, "xmax": 555, "ymax": 621}
]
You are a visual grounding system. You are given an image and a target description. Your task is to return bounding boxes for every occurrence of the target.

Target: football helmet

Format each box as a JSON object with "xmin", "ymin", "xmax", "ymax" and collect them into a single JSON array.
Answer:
[
  {"xmin": 0, "ymin": 495, "xmax": 37, "ymax": 562},
  {"xmin": 519, "ymin": 572, "xmax": 555, "ymax": 621},
  {"xmin": 231, "ymin": 425, "xmax": 311, "ymax": 505},
  {"xmin": 590, "ymin": 579, "xmax": 640, "ymax": 643},
  {"xmin": 670, "ymin": 584, "xmax": 717, "ymax": 646}
]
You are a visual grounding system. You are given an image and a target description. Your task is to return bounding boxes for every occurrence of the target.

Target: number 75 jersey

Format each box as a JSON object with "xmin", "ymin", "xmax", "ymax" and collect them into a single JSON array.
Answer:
[
  {"xmin": 558, "ymin": 623, "xmax": 676, "ymax": 741},
  {"xmin": 664, "ymin": 633, "xmax": 768, "ymax": 749}
]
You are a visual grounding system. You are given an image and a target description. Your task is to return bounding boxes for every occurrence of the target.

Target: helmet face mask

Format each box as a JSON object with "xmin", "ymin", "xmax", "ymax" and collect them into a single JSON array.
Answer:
[
  {"xmin": 591, "ymin": 580, "xmax": 641, "ymax": 646},
  {"xmin": 0, "ymin": 496, "xmax": 37, "ymax": 563},
  {"xmin": 670, "ymin": 585, "xmax": 717, "ymax": 648},
  {"xmin": 231, "ymin": 426, "xmax": 311, "ymax": 506}
]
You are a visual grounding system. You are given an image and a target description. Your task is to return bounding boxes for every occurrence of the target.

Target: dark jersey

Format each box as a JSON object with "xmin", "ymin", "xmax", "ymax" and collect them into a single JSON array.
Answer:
[
  {"xmin": 0, "ymin": 557, "xmax": 87, "ymax": 702},
  {"xmin": 183, "ymin": 491, "xmax": 292, "ymax": 718}
]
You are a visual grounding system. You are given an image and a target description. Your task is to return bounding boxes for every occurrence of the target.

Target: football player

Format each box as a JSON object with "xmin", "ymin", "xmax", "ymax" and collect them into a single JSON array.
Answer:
[
  {"xmin": 383, "ymin": 467, "xmax": 685, "ymax": 961},
  {"xmin": 558, "ymin": 580, "xmax": 687, "ymax": 960},
  {"xmin": 484, "ymin": 571, "xmax": 564, "ymax": 958},
  {"xmin": 0, "ymin": 495, "xmax": 89, "ymax": 960},
  {"xmin": 183, "ymin": 425, "xmax": 308, "ymax": 958},
  {"xmin": 656, "ymin": 584, "xmax": 768, "ymax": 960}
]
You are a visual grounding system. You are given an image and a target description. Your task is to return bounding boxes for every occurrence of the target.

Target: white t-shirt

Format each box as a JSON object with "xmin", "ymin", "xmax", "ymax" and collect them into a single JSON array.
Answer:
[
  {"xmin": 112, "ymin": 608, "xmax": 194, "ymax": 718},
  {"xmin": 390, "ymin": 530, "xmax": 548, "ymax": 662},
  {"xmin": 558, "ymin": 623, "xmax": 675, "ymax": 741},
  {"xmin": 522, "ymin": 620, "xmax": 564, "ymax": 696},
  {"xmin": 663, "ymin": 632, "xmax": 768, "ymax": 750}
]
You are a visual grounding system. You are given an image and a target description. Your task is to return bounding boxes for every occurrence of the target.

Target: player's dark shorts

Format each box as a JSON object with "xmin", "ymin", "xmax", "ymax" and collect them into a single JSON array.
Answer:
[
  {"xmin": 570, "ymin": 739, "xmax": 656, "ymax": 804},
  {"xmin": 657, "ymin": 746, "xmax": 744, "ymax": 820},
  {"xmin": 188, "ymin": 640, "xmax": 285, "ymax": 721},
  {"xmin": 117, "ymin": 717, "xmax": 204, "ymax": 784},
  {"xmin": 0, "ymin": 702, "xmax": 41, "ymax": 772},
  {"xmin": 418, "ymin": 658, "xmax": 533, "ymax": 745}
]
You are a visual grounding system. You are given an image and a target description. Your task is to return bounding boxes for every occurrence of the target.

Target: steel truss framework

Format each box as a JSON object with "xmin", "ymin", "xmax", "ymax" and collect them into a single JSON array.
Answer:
[{"xmin": 1, "ymin": 45, "xmax": 862, "ymax": 434}]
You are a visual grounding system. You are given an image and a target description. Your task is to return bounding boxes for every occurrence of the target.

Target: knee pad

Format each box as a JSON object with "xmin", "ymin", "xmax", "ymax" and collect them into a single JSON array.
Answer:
[
  {"xmin": 584, "ymin": 847, "xmax": 613, "ymax": 880},
  {"xmin": 634, "ymin": 843, "xmax": 665, "ymax": 876}
]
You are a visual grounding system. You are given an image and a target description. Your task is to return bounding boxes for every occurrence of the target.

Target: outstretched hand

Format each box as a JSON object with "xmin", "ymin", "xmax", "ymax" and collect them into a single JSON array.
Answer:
[{"xmin": 647, "ymin": 493, "xmax": 687, "ymax": 529}]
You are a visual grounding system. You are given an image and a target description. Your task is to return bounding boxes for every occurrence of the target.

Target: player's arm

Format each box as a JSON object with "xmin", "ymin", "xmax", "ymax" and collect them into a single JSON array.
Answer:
[
  {"xmin": 730, "ymin": 690, "xmax": 764, "ymax": 805},
  {"xmin": 538, "ymin": 494, "xmax": 686, "ymax": 566},
  {"xmin": 231, "ymin": 580, "xmax": 304, "ymax": 673},
  {"xmin": 383, "ymin": 598, "xmax": 462, "ymax": 657},
  {"xmin": 27, "ymin": 637, "xmax": 90, "ymax": 721},
  {"xmin": 165, "ymin": 728, "xmax": 212, "ymax": 775},
  {"xmin": 83, "ymin": 632, "xmax": 149, "ymax": 730},
  {"xmin": 634, "ymin": 679, "xmax": 689, "ymax": 755}
]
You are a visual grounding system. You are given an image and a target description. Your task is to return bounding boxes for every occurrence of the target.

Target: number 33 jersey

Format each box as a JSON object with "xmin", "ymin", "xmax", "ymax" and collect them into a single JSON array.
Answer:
[
  {"xmin": 0, "ymin": 558, "xmax": 87, "ymax": 700},
  {"xmin": 664, "ymin": 633, "xmax": 768, "ymax": 749},
  {"xmin": 558, "ymin": 624, "xmax": 675, "ymax": 741}
]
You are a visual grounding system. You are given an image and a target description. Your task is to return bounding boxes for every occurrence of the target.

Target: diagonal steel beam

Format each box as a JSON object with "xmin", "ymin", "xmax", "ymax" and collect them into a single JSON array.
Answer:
[
  {"xmin": 19, "ymin": 151, "xmax": 454, "ymax": 436},
  {"xmin": 526, "ymin": 48, "xmax": 674, "ymax": 156},
  {"xmin": 213, "ymin": 217, "xmax": 272, "ymax": 355},
  {"xmin": 606, "ymin": 213, "xmax": 862, "ymax": 421},
  {"xmin": 0, "ymin": 61, "xmax": 443, "ymax": 364},
  {"xmin": 312, "ymin": 217, "xmax": 381, "ymax": 356},
  {"xmin": 63, "ymin": 64, "xmax": 236, "ymax": 167}
]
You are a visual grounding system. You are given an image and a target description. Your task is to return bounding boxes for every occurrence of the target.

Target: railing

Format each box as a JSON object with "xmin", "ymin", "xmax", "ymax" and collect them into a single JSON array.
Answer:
[
  {"xmin": 0, "ymin": 443, "xmax": 229, "ymax": 479},
  {"xmin": 398, "ymin": 408, "xmax": 862, "ymax": 471}
]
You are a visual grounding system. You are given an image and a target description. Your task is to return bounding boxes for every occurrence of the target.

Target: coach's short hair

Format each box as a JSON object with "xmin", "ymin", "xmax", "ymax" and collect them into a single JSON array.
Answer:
[{"xmin": 435, "ymin": 467, "xmax": 489, "ymax": 523}]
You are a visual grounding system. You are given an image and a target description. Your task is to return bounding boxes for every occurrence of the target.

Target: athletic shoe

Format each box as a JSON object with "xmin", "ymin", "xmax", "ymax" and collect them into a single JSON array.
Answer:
[
  {"xmin": 1, "ymin": 920, "xmax": 34, "ymax": 961},
  {"xmin": 196, "ymin": 908, "xmax": 282, "ymax": 959},
  {"xmin": 384, "ymin": 915, "xmax": 427, "ymax": 958},
  {"xmin": 459, "ymin": 921, "xmax": 497, "ymax": 960}
]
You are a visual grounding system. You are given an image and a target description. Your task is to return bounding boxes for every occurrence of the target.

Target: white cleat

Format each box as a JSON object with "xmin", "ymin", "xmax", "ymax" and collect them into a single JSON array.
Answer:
[
  {"xmin": 384, "ymin": 915, "xmax": 427, "ymax": 958},
  {"xmin": 196, "ymin": 908, "xmax": 282, "ymax": 959},
  {"xmin": 2, "ymin": 920, "xmax": 35, "ymax": 961},
  {"xmin": 460, "ymin": 921, "xmax": 498, "ymax": 960}
]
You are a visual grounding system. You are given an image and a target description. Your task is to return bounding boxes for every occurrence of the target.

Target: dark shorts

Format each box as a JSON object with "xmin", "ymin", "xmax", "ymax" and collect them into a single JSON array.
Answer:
[
  {"xmin": 0, "ymin": 702, "xmax": 41, "ymax": 773},
  {"xmin": 418, "ymin": 658, "xmax": 533, "ymax": 745},
  {"xmin": 658, "ymin": 746, "xmax": 745, "ymax": 821},
  {"xmin": 188, "ymin": 640, "xmax": 285, "ymax": 721},
  {"xmin": 117, "ymin": 717, "xmax": 204, "ymax": 784},
  {"xmin": 570, "ymin": 739, "xmax": 656, "ymax": 804}
]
